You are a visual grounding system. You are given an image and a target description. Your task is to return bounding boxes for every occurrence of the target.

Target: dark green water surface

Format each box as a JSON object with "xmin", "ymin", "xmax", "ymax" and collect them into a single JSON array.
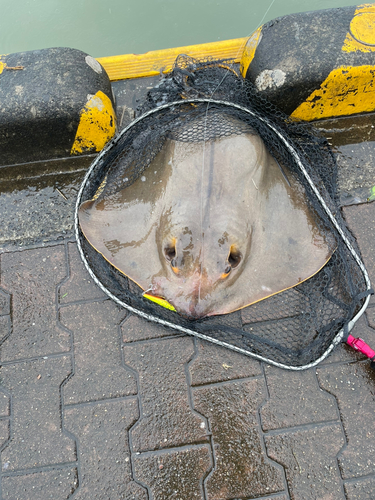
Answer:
[{"xmin": 0, "ymin": 0, "xmax": 360, "ymax": 57}]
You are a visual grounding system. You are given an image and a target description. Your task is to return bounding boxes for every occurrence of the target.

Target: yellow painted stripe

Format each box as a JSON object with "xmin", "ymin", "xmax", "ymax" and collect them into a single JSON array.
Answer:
[
  {"xmin": 342, "ymin": 2, "xmax": 375, "ymax": 52},
  {"xmin": 0, "ymin": 54, "xmax": 7, "ymax": 75},
  {"xmin": 71, "ymin": 91, "xmax": 116, "ymax": 155},
  {"xmin": 291, "ymin": 65, "xmax": 375, "ymax": 121},
  {"xmin": 143, "ymin": 294, "xmax": 177, "ymax": 312},
  {"xmin": 240, "ymin": 27, "xmax": 262, "ymax": 77},
  {"xmin": 97, "ymin": 38, "xmax": 249, "ymax": 81}
]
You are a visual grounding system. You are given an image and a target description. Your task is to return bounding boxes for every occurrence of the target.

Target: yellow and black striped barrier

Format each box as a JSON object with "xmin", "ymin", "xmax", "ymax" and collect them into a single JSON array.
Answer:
[
  {"xmin": 1, "ymin": 3, "xmax": 375, "ymax": 167},
  {"xmin": 0, "ymin": 47, "xmax": 116, "ymax": 166},
  {"xmin": 240, "ymin": 3, "xmax": 375, "ymax": 120}
]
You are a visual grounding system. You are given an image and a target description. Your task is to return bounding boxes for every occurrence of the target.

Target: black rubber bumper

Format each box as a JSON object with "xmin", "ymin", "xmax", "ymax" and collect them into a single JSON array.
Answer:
[
  {"xmin": 0, "ymin": 47, "xmax": 116, "ymax": 166},
  {"xmin": 240, "ymin": 4, "xmax": 375, "ymax": 120}
]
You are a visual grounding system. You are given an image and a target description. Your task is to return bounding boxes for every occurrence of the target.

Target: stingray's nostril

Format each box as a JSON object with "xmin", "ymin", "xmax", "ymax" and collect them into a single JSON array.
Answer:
[
  {"xmin": 170, "ymin": 258, "xmax": 180, "ymax": 275},
  {"xmin": 221, "ymin": 264, "xmax": 232, "ymax": 280}
]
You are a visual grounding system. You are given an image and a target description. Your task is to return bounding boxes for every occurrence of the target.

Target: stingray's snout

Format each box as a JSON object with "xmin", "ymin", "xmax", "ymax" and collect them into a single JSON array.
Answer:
[
  {"xmin": 164, "ymin": 236, "xmax": 243, "ymax": 280},
  {"xmin": 157, "ymin": 238, "xmax": 244, "ymax": 320}
]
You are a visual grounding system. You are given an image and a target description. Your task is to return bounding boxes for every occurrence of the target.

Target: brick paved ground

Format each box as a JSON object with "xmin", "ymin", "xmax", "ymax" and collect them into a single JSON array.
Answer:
[{"xmin": 0, "ymin": 202, "xmax": 374, "ymax": 499}]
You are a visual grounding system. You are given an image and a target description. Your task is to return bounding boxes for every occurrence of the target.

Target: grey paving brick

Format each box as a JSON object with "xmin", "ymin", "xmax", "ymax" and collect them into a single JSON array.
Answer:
[
  {"xmin": 133, "ymin": 445, "xmax": 211, "ymax": 500},
  {"xmin": 261, "ymin": 366, "xmax": 338, "ymax": 431},
  {"xmin": 0, "ymin": 315, "xmax": 10, "ymax": 345},
  {"xmin": 344, "ymin": 476, "xmax": 375, "ymax": 500},
  {"xmin": 61, "ymin": 300, "xmax": 136, "ymax": 405},
  {"xmin": 124, "ymin": 336, "xmax": 208, "ymax": 452},
  {"xmin": 122, "ymin": 314, "xmax": 180, "ymax": 343},
  {"xmin": 317, "ymin": 362, "xmax": 375, "ymax": 479},
  {"xmin": 343, "ymin": 203, "xmax": 375, "ymax": 306},
  {"xmin": 0, "ymin": 390, "xmax": 9, "ymax": 416},
  {"xmin": 64, "ymin": 398, "xmax": 146, "ymax": 500},
  {"xmin": 365, "ymin": 306, "xmax": 375, "ymax": 333},
  {"xmin": 193, "ymin": 379, "xmax": 284, "ymax": 499},
  {"xmin": 189, "ymin": 339, "xmax": 262, "ymax": 386},
  {"xmin": 59, "ymin": 242, "xmax": 105, "ymax": 304},
  {"xmin": 265, "ymin": 423, "xmax": 345, "ymax": 500},
  {"xmin": 2, "ymin": 467, "xmax": 78, "ymax": 499},
  {"xmin": 0, "ymin": 287, "xmax": 10, "ymax": 316},
  {"xmin": 256, "ymin": 496, "xmax": 289, "ymax": 500},
  {"xmin": 1, "ymin": 356, "xmax": 75, "ymax": 471},
  {"xmin": 0, "ymin": 418, "xmax": 9, "ymax": 449},
  {"xmin": 0, "ymin": 246, "xmax": 70, "ymax": 361}
]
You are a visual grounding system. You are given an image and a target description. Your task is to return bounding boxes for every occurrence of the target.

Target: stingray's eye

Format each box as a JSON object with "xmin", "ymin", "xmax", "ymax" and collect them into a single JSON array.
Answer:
[
  {"xmin": 228, "ymin": 246, "xmax": 242, "ymax": 268},
  {"xmin": 164, "ymin": 240, "xmax": 176, "ymax": 261}
]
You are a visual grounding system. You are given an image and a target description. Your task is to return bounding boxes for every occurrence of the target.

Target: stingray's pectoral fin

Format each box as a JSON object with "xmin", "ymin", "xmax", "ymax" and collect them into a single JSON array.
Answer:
[
  {"xmin": 78, "ymin": 199, "xmax": 101, "ymax": 246},
  {"xmin": 78, "ymin": 195, "xmax": 164, "ymax": 294},
  {"xmin": 78, "ymin": 198, "xmax": 118, "ymax": 277},
  {"xmin": 78, "ymin": 199, "xmax": 95, "ymax": 223}
]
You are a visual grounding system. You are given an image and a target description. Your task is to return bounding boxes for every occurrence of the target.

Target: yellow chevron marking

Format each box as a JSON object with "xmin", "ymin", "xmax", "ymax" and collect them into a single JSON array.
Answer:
[
  {"xmin": 240, "ymin": 27, "xmax": 263, "ymax": 77},
  {"xmin": 291, "ymin": 65, "xmax": 375, "ymax": 121},
  {"xmin": 71, "ymin": 91, "xmax": 116, "ymax": 155},
  {"xmin": 342, "ymin": 3, "xmax": 375, "ymax": 53},
  {"xmin": 0, "ymin": 54, "xmax": 8, "ymax": 75}
]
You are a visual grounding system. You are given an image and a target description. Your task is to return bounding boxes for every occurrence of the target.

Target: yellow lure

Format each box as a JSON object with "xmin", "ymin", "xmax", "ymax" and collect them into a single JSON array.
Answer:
[{"xmin": 143, "ymin": 293, "xmax": 176, "ymax": 312}]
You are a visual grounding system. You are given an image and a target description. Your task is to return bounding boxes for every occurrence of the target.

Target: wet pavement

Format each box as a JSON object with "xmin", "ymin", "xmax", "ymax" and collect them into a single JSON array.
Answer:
[
  {"xmin": 0, "ymin": 205, "xmax": 373, "ymax": 500},
  {"xmin": 1, "ymin": 78, "xmax": 375, "ymax": 498}
]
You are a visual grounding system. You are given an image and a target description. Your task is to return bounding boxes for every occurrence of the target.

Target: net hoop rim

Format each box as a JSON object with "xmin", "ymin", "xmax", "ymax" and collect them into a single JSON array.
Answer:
[{"xmin": 75, "ymin": 98, "xmax": 371, "ymax": 370}]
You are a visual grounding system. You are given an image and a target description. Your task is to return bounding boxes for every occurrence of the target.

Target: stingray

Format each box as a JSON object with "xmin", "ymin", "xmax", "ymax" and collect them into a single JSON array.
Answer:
[{"xmin": 79, "ymin": 130, "xmax": 335, "ymax": 319}]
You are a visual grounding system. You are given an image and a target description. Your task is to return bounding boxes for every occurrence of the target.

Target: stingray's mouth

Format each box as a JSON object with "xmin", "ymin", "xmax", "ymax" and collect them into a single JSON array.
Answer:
[{"xmin": 143, "ymin": 292, "xmax": 210, "ymax": 320}]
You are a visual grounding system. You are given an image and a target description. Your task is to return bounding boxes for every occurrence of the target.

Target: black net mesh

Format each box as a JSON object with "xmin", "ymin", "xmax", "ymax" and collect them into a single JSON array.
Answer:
[{"xmin": 76, "ymin": 56, "xmax": 370, "ymax": 368}]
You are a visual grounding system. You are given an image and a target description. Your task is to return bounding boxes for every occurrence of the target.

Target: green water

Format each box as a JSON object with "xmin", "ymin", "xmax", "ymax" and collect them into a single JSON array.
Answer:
[{"xmin": 0, "ymin": 0, "xmax": 360, "ymax": 58}]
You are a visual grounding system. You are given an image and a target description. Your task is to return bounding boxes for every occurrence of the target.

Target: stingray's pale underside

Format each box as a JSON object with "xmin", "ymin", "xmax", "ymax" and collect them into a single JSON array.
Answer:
[{"xmin": 79, "ymin": 132, "xmax": 334, "ymax": 319}]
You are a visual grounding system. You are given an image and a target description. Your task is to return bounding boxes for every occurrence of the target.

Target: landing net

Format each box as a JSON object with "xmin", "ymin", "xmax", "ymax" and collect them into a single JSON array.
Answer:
[{"xmin": 75, "ymin": 56, "xmax": 372, "ymax": 369}]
